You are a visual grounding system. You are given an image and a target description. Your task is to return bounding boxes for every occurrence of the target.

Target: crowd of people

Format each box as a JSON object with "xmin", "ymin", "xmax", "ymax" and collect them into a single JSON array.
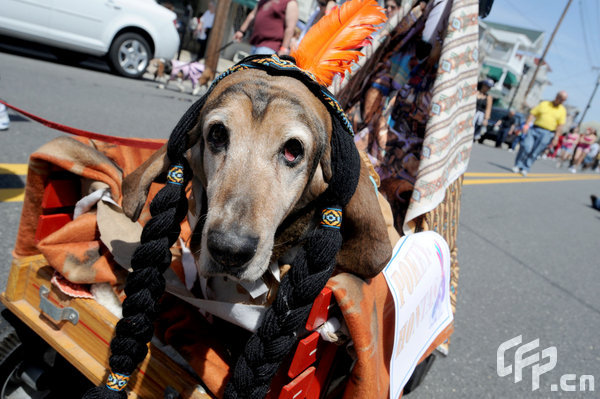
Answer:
[
  {"xmin": 474, "ymin": 82, "xmax": 600, "ymax": 175},
  {"xmin": 164, "ymin": 4, "xmax": 600, "ymax": 179},
  {"xmin": 176, "ymin": 0, "xmax": 405, "ymax": 59}
]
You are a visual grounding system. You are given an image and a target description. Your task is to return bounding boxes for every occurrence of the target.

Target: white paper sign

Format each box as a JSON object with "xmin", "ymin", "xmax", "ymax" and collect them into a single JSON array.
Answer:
[{"xmin": 382, "ymin": 231, "xmax": 453, "ymax": 398}]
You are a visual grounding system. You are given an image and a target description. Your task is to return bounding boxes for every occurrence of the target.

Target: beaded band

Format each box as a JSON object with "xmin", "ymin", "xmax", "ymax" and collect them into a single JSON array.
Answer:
[
  {"xmin": 106, "ymin": 371, "xmax": 130, "ymax": 392},
  {"xmin": 167, "ymin": 164, "xmax": 184, "ymax": 185},
  {"xmin": 320, "ymin": 208, "xmax": 342, "ymax": 229},
  {"xmin": 210, "ymin": 55, "xmax": 355, "ymax": 136}
]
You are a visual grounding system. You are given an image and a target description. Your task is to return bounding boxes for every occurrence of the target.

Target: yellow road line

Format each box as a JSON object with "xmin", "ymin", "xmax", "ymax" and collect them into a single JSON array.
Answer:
[
  {"xmin": 0, "ymin": 163, "xmax": 28, "ymax": 175},
  {"xmin": 0, "ymin": 188, "xmax": 25, "ymax": 202},
  {"xmin": 0, "ymin": 164, "xmax": 27, "ymax": 202},
  {"xmin": 465, "ymin": 172, "xmax": 576, "ymax": 177},
  {"xmin": 1, "ymin": 164, "xmax": 599, "ymax": 200},
  {"xmin": 464, "ymin": 175, "xmax": 600, "ymax": 185}
]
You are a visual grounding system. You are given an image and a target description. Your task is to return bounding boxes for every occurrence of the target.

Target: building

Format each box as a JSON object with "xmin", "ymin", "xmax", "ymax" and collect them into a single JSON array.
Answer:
[{"xmin": 478, "ymin": 21, "xmax": 551, "ymax": 112}]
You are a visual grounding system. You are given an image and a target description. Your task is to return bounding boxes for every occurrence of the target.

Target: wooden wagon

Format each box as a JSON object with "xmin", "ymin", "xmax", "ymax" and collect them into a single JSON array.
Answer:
[{"xmin": 0, "ymin": 0, "xmax": 477, "ymax": 396}]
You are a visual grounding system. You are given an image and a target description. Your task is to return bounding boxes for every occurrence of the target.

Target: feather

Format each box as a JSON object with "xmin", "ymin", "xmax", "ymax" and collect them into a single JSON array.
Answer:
[{"xmin": 291, "ymin": 0, "xmax": 387, "ymax": 86}]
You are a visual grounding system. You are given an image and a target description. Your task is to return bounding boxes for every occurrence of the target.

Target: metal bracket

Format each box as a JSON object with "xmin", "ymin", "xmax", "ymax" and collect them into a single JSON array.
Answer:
[{"xmin": 39, "ymin": 286, "xmax": 79, "ymax": 325}]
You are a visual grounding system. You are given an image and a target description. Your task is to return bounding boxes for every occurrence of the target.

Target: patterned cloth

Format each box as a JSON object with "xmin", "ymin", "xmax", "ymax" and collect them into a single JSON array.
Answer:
[
  {"xmin": 332, "ymin": 1, "xmax": 477, "ymax": 357},
  {"xmin": 335, "ymin": 0, "xmax": 478, "ymax": 235},
  {"xmin": 13, "ymin": 137, "xmax": 189, "ymax": 289},
  {"xmin": 400, "ymin": 0, "xmax": 478, "ymax": 234}
]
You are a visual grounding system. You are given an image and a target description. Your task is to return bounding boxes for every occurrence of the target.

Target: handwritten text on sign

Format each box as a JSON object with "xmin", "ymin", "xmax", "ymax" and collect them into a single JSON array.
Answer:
[{"xmin": 382, "ymin": 231, "xmax": 453, "ymax": 398}]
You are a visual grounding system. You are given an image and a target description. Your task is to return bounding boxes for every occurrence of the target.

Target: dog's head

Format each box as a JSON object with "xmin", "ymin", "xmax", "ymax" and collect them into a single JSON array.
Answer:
[{"xmin": 122, "ymin": 59, "xmax": 391, "ymax": 282}]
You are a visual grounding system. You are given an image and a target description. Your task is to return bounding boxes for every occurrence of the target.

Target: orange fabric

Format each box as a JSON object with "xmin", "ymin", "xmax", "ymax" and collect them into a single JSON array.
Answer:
[
  {"xmin": 14, "ymin": 136, "xmax": 165, "ymax": 259},
  {"xmin": 328, "ymin": 273, "xmax": 395, "ymax": 398},
  {"xmin": 13, "ymin": 136, "xmax": 166, "ymax": 287},
  {"xmin": 37, "ymin": 212, "xmax": 124, "ymax": 284},
  {"xmin": 327, "ymin": 272, "xmax": 453, "ymax": 398},
  {"xmin": 154, "ymin": 295, "xmax": 233, "ymax": 399},
  {"xmin": 13, "ymin": 136, "xmax": 452, "ymax": 397},
  {"xmin": 155, "ymin": 271, "xmax": 452, "ymax": 399}
]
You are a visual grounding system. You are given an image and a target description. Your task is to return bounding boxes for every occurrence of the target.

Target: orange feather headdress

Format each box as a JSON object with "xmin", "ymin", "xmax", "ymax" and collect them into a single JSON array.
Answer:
[{"xmin": 291, "ymin": 0, "xmax": 387, "ymax": 87}]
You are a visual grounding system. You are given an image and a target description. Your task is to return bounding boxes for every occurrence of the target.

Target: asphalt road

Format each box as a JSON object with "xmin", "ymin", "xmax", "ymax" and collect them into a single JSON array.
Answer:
[{"xmin": 0, "ymin": 45, "xmax": 599, "ymax": 398}]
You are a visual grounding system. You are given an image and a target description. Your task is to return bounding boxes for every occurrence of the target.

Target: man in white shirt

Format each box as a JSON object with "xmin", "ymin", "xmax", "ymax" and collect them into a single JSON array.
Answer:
[{"xmin": 194, "ymin": 1, "xmax": 216, "ymax": 61}]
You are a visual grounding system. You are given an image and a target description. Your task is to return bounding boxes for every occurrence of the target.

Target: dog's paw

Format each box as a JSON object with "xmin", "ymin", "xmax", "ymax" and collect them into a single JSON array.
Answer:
[{"xmin": 157, "ymin": 84, "xmax": 165, "ymax": 89}]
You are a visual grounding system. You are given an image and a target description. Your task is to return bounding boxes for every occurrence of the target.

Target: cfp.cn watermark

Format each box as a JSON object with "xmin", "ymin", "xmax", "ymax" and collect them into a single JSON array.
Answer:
[{"xmin": 497, "ymin": 335, "xmax": 595, "ymax": 392}]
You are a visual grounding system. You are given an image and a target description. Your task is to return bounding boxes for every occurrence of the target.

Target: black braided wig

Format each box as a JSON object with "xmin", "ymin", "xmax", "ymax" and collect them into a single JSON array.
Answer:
[{"xmin": 83, "ymin": 55, "xmax": 361, "ymax": 399}]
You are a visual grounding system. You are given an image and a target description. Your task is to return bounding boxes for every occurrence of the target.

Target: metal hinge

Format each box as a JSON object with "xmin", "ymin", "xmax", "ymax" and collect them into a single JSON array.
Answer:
[{"xmin": 39, "ymin": 286, "xmax": 79, "ymax": 325}]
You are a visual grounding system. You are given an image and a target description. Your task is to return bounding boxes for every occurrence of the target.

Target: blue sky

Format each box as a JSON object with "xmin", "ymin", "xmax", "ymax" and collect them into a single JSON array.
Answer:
[{"xmin": 486, "ymin": 0, "xmax": 600, "ymax": 123}]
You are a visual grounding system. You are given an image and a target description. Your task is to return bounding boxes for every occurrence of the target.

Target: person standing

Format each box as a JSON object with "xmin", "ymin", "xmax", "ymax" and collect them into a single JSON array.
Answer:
[
  {"xmin": 512, "ymin": 91, "xmax": 567, "ymax": 176},
  {"xmin": 384, "ymin": 0, "xmax": 402, "ymax": 18},
  {"xmin": 570, "ymin": 127, "xmax": 598, "ymax": 173},
  {"xmin": 508, "ymin": 120, "xmax": 530, "ymax": 153},
  {"xmin": 556, "ymin": 126, "xmax": 579, "ymax": 168},
  {"xmin": 194, "ymin": 1, "xmax": 216, "ymax": 61},
  {"xmin": 175, "ymin": 0, "xmax": 194, "ymax": 60},
  {"xmin": 493, "ymin": 109, "xmax": 517, "ymax": 149},
  {"xmin": 473, "ymin": 79, "xmax": 493, "ymax": 141},
  {"xmin": 233, "ymin": 0, "xmax": 299, "ymax": 56},
  {"xmin": 0, "ymin": 102, "xmax": 9, "ymax": 131},
  {"xmin": 298, "ymin": 0, "xmax": 336, "ymax": 43}
]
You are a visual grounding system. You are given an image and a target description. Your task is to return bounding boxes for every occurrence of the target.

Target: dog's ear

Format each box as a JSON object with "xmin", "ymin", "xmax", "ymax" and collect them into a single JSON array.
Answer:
[
  {"xmin": 337, "ymin": 153, "xmax": 393, "ymax": 279},
  {"xmin": 122, "ymin": 144, "xmax": 170, "ymax": 221},
  {"xmin": 122, "ymin": 92, "xmax": 207, "ymax": 221}
]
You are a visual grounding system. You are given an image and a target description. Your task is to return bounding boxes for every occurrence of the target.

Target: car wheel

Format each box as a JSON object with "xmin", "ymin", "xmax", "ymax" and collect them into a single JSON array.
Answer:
[
  {"xmin": 0, "ymin": 310, "xmax": 92, "ymax": 398},
  {"xmin": 108, "ymin": 32, "xmax": 151, "ymax": 78},
  {"xmin": 0, "ymin": 320, "xmax": 51, "ymax": 399}
]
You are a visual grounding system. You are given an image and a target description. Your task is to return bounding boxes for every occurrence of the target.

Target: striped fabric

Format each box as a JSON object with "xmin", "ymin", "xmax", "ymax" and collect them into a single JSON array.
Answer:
[
  {"xmin": 402, "ymin": 0, "xmax": 478, "ymax": 234},
  {"xmin": 333, "ymin": 0, "xmax": 478, "ymax": 235}
]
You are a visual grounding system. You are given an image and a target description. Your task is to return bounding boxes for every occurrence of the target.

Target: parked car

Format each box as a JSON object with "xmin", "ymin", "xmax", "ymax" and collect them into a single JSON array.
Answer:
[
  {"xmin": 478, "ymin": 107, "xmax": 526, "ymax": 147},
  {"xmin": 0, "ymin": 0, "xmax": 180, "ymax": 78}
]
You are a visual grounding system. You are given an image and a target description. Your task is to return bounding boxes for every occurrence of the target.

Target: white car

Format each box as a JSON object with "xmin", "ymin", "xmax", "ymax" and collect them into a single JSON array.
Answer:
[{"xmin": 0, "ymin": 0, "xmax": 180, "ymax": 78}]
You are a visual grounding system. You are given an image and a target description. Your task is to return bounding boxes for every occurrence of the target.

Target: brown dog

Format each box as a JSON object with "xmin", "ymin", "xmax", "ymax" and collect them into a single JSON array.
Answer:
[{"xmin": 122, "ymin": 68, "xmax": 392, "ymax": 295}]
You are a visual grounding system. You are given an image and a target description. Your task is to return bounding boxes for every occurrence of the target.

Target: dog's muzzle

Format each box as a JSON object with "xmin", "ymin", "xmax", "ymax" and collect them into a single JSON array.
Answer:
[{"xmin": 207, "ymin": 229, "xmax": 259, "ymax": 270}]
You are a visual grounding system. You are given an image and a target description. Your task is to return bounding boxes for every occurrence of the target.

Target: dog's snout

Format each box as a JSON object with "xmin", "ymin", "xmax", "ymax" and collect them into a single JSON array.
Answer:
[{"xmin": 207, "ymin": 230, "xmax": 259, "ymax": 269}]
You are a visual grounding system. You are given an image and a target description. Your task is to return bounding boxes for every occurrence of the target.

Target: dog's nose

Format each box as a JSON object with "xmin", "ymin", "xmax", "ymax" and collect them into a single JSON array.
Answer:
[{"xmin": 207, "ymin": 230, "xmax": 259, "ymax": 269}]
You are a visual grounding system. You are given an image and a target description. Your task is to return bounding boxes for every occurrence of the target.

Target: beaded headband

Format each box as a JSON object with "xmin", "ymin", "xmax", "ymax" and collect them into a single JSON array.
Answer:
[{"xmin": 208, "ymin": 54, "xmax": 355, "ymax": 137}]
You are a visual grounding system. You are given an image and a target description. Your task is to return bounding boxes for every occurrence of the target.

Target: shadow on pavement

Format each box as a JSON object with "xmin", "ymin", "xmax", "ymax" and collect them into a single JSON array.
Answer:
[
  {"xmin": 487, "ymin": 161, "xmax": 514, "ymax": 172},
  {"xmin": 0, "ymin": 34, "xmax": 111, "ymax": 75},
  {"xmin": 4, "ymin": 113, "xmax": 28, "ymax": 123}
]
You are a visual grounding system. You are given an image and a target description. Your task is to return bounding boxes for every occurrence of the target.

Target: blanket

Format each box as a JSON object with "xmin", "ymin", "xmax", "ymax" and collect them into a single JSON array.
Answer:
[
  {"xmin": 334, "ymin": 0, "xmax": 477, "ymax": 235},
  {"xmin": 13, "ymin": 136, "xmax": 452, "ymax": 398}
]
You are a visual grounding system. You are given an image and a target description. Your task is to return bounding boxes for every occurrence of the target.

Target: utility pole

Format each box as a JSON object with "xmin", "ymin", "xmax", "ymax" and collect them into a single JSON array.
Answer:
[
  {"xmin": 577, "ymin": 68, "xmax": 600, "ymax": 128},
  {"xmin": 204, "ymin": 0, "xmax": 232, "ymax": 74},
  {"xmin": 522, "ymin": 0, "xmax": 573, "ymax": 105},
  {"xmin": 508, "ymin": 64, "xmax": 530, "ymax": 111}
]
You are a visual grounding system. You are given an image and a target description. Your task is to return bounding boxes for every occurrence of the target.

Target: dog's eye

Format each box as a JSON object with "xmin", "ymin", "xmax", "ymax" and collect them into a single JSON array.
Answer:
[
  {"xmin": 207, "ymin": 123, "xmax": 229, "ymax": 152},
  {"xmin": 281, "ymin": 139, "xmax": 304, "ymax": 166}
]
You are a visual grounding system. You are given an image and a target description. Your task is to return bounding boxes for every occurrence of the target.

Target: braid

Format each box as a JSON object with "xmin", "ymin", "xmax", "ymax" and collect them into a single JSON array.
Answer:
[
  {"xmin": 224, "ymin": 117, "xmax": 361, "ymax": 398},
  {"xmin": 84, "ymin": 56, "xmax": 362, "ymax": 399},
  {"xmin": 83, "ymin": 98, "xmax": 205, "ymax": 399}
]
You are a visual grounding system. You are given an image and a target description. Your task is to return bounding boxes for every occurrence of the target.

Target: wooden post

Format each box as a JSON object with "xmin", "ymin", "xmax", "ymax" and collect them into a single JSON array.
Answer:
[{"xmin": 204, "ymin": 0, "xmax": 233, "ymax": 73}]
